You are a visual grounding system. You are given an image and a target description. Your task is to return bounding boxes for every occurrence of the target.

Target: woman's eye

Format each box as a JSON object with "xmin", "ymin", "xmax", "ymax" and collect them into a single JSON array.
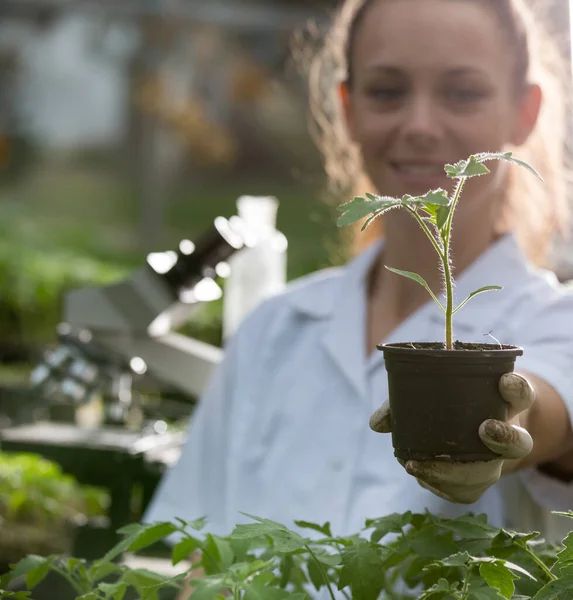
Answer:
[
  {"xmin": 445, "ymin": 88, "xmax": 487, "ymax": 104},
  {"xmin": 367, "ymin": 87, "xmax": 406, "ymax": 102}
]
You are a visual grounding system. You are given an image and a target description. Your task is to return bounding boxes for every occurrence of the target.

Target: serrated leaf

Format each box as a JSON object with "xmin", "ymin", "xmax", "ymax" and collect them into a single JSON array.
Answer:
[
  {"xmin": 404, "ymin": 189, "xmax": 450, "ymax": 207},
  {"xmin": 307, "ymin": 559, "xmax": 324, "ymax": 591},
  {"xmin": 336, "ymin": 195, "xmax": 402, "ymax": 227},
  {"xmin": 445, "ymin": 156, "xmax": 491, "ymax": 178},
  {"xmin": 279, "ymin": 554, "xmax": 308, "ymax": 589},
  {"xmin": 555, "ymin": 531, "xmax": 573, "ymax": 571},
  {"xmin": 0, "ymin": 592, "xmax": 33, "ymax": 599},
  {"xmin": 227, "ymin": 559, "xmax": 275, "ymax": 582},
  {"xmin": 407, "ymin": 526, "xmax": 459, "ymax": 559},
  {"xmin": 232, "ymin": 514, "xmax": 309, "ymax": 553},
  {"xmin": 98, "ymin": 582, "xmax": 128, "ymax": 600},
  {"xmin": 117, "ymin": 523, "xmax": 145, "ymax": 535},
  {"xmin": 385, "ymin": 267, "xmax": 445, "ymax": 313},
  {"xmin": 453, "ymin": 286, "xmax": 502, "ymax": 314},
  {"xmin": 553, "ymin": 510, "xmax": 573, "ymax": 519},
  {"xmin": 531, "ymin": 574, "xmax": 573, "ymax": 599},
  {"xmin": 215, "ymin": 538, "xmax": 234, "ymax": 569},
  {"xmin": 445, "ymin": 152, "xmax": 543, "ymax": 182},
  {"xmin": 209, "ymin": 536, "xmax": 234, "ymax": 571},
  {"xmin": 474, "ymin": 151, "xmax": 543, "ymax": 182},
  {"xmin": 172, "ymin": 537, "xmax": 201, "ymax": 565},
  {"xmin": 467, "ymin": 577, "xmax": 506, "ymax": 600},
  {"xmin": 103, "ymin": 523, "xmax": 177, "ymax": 563},
  {"xmin": 479, "ymin": 562, "xmax": 516, "ymax": 599},
  {"xmin": 427, "ymin": 552, "xmax": 471, "ymax": 569},
  {"xmin": 88, "ymin": 560, "xmax": 122, "ymax": 583},
  {"xmin": 294, "ymin": 521, "xmax": 332, "ymax": 537},
  {"xmin": 435, "ymin": 514, "xmax": 497, "ymax": 540},
  {"xmin": 338, "ymin": 541, "xmax": 390, "ymax": 600},
  {"xmin": 9, "ymin": 556, "xmax": 47, "ymax": 582},
  {"xmin": 470, "ymin": 557, "xmax": 536, "ymax": 581},
  {"xmin": 436, "ymin": 205, "xmax": 450, "ymax": 230},
  {"xmin": 366, "ymin": 512, "xmax": 414, "ymax": 543},
  {"xmin": 419, "ymin": 578, "xmax": 458, "ymax": 599},
  {"xmin": 127, "ymin": 522, "xmax": 178, "ymax": 553},
  {"xmin": 491, "ymin": 530, "xmax": 540, "ymax": 555},
  {"xmin": 25, "ymin": 557, "xmax": 54, "ymax": 590}
]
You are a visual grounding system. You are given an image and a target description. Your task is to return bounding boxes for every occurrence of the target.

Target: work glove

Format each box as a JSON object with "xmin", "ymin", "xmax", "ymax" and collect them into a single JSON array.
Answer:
[{"xmin": 369, "ymin": 372, "xmax": 535, "ymax": 504}]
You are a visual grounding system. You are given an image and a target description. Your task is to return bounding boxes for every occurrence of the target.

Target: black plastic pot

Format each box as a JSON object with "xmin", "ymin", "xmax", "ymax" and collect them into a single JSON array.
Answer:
[{"xmin": 379, "ymin": 342, "xmax": 523, "ymax": 463}]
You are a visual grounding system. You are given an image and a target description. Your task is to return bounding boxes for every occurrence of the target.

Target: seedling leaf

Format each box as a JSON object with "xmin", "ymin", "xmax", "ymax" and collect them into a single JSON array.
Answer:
[
  {"xmin": 403, "ymin": 189, "xmax": 450, "ymax": 207},
  {"xmin": 385, "ymin": 267, "xmax": 445, "ymax": 313},
  {"xmin": 336, "ymin": 195, "xmax": 402, "ymax": 227},
  {"xmin": 453, "ymin": 286, "xmax": 502, "ymax": 314},
  {"xmin": 445, "ymin": 156, "xmax": 491, "ymax": 178},
  {"xmin": 479, "ymin": 562, "xmax": 517, "ymax": 598}
]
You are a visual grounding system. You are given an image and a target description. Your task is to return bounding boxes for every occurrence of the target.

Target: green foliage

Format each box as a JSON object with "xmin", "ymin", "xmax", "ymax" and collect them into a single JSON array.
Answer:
[
  {"xmin": 0, "ymin": 452, "xmax": 108, "ymax": 526},
  {"xmin": 0, "ymin": 205, "xmax": 130, "ymax": 346},
  {"xmin": 336, "ymin": 152, "xmax": 542, "ymax": 349},
  {"xmin": 3, "ymin": 510, "xmax": 573, "ymax": 599}
]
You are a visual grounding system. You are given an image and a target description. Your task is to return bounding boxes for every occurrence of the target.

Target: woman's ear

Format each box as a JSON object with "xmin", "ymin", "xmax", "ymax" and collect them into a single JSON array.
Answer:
[
  {"xmin": 511, "ymin": 83, "xmax": 542, "ymax": 146},
  {"xmin": 339, "ymin": 81, "xmax": 358, "ymax": 142}
]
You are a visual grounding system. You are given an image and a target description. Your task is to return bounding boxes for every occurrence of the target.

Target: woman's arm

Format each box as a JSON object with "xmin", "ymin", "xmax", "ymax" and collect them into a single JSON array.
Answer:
[{"xmin": 508, "ymin": 372, "xmax": 573, "ymax": 476}]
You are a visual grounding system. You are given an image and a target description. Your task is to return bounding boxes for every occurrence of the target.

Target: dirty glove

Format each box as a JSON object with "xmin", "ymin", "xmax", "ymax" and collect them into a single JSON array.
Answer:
[{"xmin": 370, "ymin": 372, "xmax": 535, "ymax": 504}]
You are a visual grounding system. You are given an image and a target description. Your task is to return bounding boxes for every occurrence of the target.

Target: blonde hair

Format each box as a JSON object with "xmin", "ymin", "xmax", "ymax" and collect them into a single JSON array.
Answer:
[{"xmin": 300, "ymin": 0, "xmax": 570, "ymax": 266}]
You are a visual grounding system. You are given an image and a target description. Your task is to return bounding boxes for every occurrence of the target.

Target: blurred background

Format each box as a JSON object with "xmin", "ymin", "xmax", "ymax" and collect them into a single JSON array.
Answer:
[{"xmin": 0, "ymin": 0, "xmax": 572, "ymax": 586}]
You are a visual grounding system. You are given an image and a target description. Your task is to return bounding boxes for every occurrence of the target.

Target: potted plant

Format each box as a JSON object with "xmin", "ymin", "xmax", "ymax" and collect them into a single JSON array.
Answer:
[{"xmin": 336, "ymin": 152, "xmax": 540, "ymax": 462}]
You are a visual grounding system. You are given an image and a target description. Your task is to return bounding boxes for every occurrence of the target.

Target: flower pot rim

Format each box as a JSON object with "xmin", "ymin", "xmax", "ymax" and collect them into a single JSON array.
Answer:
[{"xmin": 378, "ymin": 341, "xmax": 523, "ymax": 358}]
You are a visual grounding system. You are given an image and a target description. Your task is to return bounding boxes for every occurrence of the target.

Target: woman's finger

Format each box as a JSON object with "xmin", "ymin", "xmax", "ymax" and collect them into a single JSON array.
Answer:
[
  {"xmin": 499, "ymin": 372, "xmax": 536, "ymax": 419},
  {"xmin": 479, "ymin": 419, "xmax": 533, "ymax": 459},
  {"xmin": 369, "ymin": 400, "xmax": 392, "ymax": 433}
]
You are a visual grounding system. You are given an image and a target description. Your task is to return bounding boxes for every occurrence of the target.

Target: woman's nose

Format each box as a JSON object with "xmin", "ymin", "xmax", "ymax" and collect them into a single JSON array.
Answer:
[{"xmin": 400, "ymin": 96, "xmax": 443, "ymax": 146}]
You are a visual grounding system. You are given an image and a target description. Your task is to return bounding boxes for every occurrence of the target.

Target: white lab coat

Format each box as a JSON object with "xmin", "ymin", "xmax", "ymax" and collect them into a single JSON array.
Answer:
[{"xmin": 145, "ymin": 234, "xmax": 573, "ymax": 543}]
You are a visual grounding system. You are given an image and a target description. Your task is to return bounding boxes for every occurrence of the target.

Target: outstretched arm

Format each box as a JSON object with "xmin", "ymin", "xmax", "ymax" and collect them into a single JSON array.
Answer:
[{"xmin": 370, "ymin": 371, "xmax": 573, "ymax": 503}]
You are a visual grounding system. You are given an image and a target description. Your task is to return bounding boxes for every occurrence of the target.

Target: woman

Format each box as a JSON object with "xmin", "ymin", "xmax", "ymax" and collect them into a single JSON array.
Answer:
[{"xmin": 145, "ymin": 0, "xmax": 573, "ymax": 541}]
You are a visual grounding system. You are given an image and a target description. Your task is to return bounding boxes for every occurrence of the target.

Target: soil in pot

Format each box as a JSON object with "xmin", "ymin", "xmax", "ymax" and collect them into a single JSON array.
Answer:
[{"xmin": 379, "ymin": 342, "xmax": 523, "ymax": 462}]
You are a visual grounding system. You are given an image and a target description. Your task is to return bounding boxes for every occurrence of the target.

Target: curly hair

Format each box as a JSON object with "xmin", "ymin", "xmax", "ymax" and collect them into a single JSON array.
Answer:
[{"xmin": 297, "ymin": 0, "xmax": 570, "ymax": 266}]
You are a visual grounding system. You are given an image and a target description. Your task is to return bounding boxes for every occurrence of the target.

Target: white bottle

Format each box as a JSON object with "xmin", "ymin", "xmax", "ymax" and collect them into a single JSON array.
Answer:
[{"xmin": 222, "ymin": 195, "xmax": 287, "ymax": 340}]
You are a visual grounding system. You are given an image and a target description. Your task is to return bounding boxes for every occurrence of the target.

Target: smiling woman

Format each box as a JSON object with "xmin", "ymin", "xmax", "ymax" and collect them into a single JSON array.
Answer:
[{"xmin": 144, "ymin": 4, "xmax": 573, "ymax": 591}]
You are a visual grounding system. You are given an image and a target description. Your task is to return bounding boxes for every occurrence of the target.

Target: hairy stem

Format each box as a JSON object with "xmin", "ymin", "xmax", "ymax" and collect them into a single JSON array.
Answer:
[
  {"xmin": 442, "ymin": 178, "xmax": 466, "ymax": 349},
  {"xmin": 443, "ymin": 254, "xmax": 454, "ymax": 349},
  {"xmin": 305, "ymin": 546, "xmax": 336, "ymax": 600},
  {"xmin": 408, "ymin": 207, "xmax": 445, "ymax": 259}
]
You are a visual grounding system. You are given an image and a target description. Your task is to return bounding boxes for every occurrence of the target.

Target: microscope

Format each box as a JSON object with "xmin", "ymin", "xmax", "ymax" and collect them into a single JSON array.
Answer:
[
  {"xmin": 28, "ymin": 214, "xmax": 250, "ymax": 420},
  {"xmin": 0, "ymin": 201, "xmax": 285, "ymax": 554}
]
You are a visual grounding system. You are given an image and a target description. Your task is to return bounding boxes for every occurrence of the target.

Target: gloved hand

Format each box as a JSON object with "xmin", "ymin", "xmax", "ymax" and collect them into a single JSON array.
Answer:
[{"xmin": 370, "ymin": 372, "xmax": 535, "ymax": 504}]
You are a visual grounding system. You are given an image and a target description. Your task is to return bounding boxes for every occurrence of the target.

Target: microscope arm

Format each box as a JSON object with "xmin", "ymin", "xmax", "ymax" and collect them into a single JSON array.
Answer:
[{"xmin": 90, "ymin": 331, "xmax": 222, "ymax": 399}]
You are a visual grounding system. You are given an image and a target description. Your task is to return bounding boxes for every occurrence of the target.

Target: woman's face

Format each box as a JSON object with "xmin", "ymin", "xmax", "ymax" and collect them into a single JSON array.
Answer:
[{"xmin": 343, "ymin": 0, "xmax": 538, "ymax": 200}]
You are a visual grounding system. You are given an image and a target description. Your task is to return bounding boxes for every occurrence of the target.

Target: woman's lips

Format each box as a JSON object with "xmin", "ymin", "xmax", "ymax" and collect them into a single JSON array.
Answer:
[{"xmin": 390, "ymin": 161, "xmax": 448, "ymax": 187}]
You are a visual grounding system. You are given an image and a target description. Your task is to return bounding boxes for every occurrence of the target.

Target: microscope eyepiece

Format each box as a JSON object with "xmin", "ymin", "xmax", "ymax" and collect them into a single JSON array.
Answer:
[{"xmin": 148, "ymin": 216, "xmax": 247, "ymax": 297}]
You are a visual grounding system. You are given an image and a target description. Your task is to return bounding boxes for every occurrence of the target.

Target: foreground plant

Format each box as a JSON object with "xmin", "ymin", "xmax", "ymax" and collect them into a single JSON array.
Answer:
[
  {"xmin": 3, "ymin": 510, "xmax": 573, "ymax": 599},
  {"xmin": 336, "ymin": 152, "xmax": 542, "ymax": 349}
]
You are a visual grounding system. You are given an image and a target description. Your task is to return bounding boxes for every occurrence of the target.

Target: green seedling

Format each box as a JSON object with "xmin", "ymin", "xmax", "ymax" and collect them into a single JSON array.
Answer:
[{"xmin": 336, "ymin": 152, "xmax": 542, "ymax": 349}]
